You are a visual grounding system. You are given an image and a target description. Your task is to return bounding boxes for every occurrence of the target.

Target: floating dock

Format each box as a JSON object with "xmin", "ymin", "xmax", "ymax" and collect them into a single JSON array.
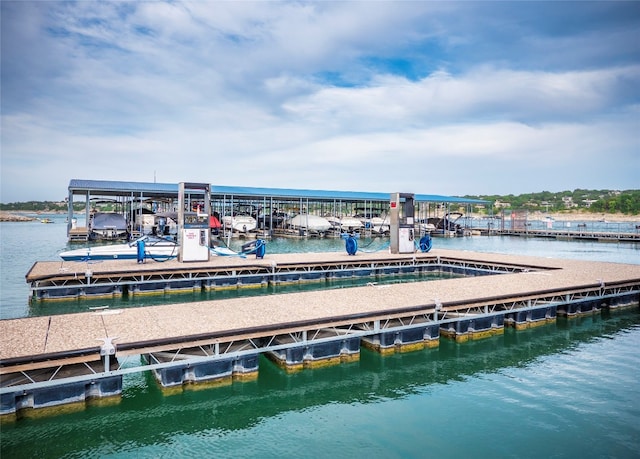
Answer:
[
  {"xmin": 2, "ymin": 249, "xmax": 639, "ymax": 421},
  {"xmin": 475, "ymin": 227, "xmax": 640, "ymax": 242},
  {"xmin": 26, "ymin": 250, "xmax": 536, "ymax": 302}
]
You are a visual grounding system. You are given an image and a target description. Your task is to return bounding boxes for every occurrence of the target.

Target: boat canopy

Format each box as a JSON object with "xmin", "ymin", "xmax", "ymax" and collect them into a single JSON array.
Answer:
[{"xmin": 68, "ymin": 179, "xmax": 488, "ymax": 204}]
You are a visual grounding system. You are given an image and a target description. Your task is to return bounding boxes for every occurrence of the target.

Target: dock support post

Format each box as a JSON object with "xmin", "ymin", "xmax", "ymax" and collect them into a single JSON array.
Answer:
[{"xmin": 98, "ymin": 337, "xmax": 117, "ymax": 373}]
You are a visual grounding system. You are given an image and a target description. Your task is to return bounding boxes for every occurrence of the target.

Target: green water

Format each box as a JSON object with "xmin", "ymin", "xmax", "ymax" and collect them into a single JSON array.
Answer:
[{"xmin": 2, "ymin": 311, "xmax": 639, "ymax": 458}]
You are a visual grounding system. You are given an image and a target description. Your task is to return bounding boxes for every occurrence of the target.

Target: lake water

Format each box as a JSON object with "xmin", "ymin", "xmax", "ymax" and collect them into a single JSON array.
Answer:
[{"xmin": 1, "ymin": 215, "xmax": 639, "ymax": 458}]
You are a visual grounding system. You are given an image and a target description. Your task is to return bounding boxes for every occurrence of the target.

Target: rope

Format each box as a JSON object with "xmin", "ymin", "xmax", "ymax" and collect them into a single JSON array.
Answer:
[{"xmin": 358, "ymin": 241, "xmax": 390, "ymax": 253}]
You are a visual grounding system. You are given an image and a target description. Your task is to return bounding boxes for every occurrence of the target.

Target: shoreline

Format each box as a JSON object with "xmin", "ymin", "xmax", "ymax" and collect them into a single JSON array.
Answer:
[
  {"xmin": 0, "ymin": 210, "xmax": 77, "ymax": 222},
  {"xmin": 0, "ymin": 211, "xmax": 38, "ymax": 222}
]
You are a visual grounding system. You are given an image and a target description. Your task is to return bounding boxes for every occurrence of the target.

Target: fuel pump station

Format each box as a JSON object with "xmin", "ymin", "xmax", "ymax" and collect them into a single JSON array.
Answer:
[
  {"xmin": 178, "ymin": 182, "xmax": 210, "ymax": 262},
  {"xmin": 390, "ymin": 192, "xmax": 416, "ymax": 254}
]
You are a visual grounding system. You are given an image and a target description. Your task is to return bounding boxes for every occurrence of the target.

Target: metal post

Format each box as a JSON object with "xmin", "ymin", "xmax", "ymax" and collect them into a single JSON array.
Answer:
[{"xmin": 98, "ymin": 337, "xmax": 117, "ymax": 373}]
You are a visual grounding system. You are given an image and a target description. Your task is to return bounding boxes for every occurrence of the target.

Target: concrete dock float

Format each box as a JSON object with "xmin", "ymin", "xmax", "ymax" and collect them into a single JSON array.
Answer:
[{"xmin": 2, "ymin": 248, "xmax": 639, "ymax": 420}]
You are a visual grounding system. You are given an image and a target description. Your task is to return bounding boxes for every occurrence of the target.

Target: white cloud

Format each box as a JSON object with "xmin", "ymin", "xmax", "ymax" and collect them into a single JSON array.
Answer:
[
  {"xmin": 1, "ymin": 1, "xmax": 639, "ymax": 201},
  {"xmin": 283, "ymin": 65, "xmax": 640, "ymax": 129}
]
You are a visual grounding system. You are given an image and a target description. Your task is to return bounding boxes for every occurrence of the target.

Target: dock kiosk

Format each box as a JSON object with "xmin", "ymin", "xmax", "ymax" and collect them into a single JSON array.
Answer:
[
  {"xmin": 390, "ymin": 192, "xmax": 416, "ymax": 254},
  {"xmin": 178, "ymin": 182, "xmax": 210, "ymax": 262}
]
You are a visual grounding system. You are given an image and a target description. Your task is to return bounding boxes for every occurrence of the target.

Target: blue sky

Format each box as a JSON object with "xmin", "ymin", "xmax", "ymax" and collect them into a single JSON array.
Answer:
[{"xmin": 1, "ymin": 1, "xmax": 639, "ymax": 202}]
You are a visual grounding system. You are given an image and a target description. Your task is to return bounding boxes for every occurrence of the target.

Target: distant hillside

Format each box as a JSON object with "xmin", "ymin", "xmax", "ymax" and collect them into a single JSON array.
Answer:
[
  {"xmin": 2, "ymin": 189, "xmax": 639, "ymax": 215},
  {"xmin": 0, "ymin": 201, "xmax": 86, "ymax": 212},
  {"xmin": 462, "ymin": 189, "xmax": 640, "ymax": 215}
]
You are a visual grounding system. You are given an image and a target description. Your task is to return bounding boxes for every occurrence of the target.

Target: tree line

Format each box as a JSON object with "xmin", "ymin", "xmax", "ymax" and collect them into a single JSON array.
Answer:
[
  {"xmin": 589, "ymin": 190, "xmax": 640, "ymax": 214},
  {"xmin": 0, "ymin": 201, "xmax": 86, "ymax": 212},
  {"xmin": 463, "ymin": 189, "xmax": 640, "ymax": 215}
]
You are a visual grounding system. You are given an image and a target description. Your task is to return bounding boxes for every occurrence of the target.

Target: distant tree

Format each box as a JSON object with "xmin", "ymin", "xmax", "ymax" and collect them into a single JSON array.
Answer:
[
  {"xmin": 0, "ymin": 201, "xmax": 86, "ymax": 212},
  {"xmin": 462, "ymin": 189, "xmax": 639, "ymax": 215}
]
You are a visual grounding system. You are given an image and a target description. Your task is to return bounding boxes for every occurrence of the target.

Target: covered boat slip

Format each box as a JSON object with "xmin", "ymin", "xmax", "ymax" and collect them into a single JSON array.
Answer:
[
  {"xmin": 65, "ymin": 179, "xmax": 486, "ymax": 241},
  {"xmin": 8, "ymin": 249, "xmax": 640, "ymax": 365}
]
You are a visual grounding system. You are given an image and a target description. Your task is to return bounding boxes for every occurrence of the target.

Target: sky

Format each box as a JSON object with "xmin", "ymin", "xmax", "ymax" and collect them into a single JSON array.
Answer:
[{"xmin": 1, "ymin": 1, "xmax": 639, "ymax": 202}]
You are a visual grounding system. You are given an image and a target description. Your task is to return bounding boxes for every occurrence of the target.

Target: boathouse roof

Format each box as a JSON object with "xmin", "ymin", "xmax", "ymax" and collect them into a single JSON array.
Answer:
[{"xmin": 68, "ymin": 179, "xmax": 487, "ymax": 204}]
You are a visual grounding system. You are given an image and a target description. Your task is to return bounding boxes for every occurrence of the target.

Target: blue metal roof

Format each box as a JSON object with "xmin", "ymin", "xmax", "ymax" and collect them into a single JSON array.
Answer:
[
  {"xmin": 69, "ymin": 179, "xmax": 177, "ymax": 194},
  {"xmin": 68, "ymin": 179, "xmax": 487, "ymax": 204},
  {"xmin": 212, "ymin": 185, "xmax": 387, "ymax": 201}
]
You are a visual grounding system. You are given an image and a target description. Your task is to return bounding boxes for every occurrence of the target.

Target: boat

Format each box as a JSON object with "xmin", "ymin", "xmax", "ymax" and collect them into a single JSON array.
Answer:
[
  {"xmin": 40, "ymin": 218, "xmax": 54, "ymax": 224},
  {"xmin": 89, "ymin": 212, "xmax": 128, "ymax": 241},
  {"xmin": 418, "ymin": 220, "xmax": 436, "ymax": 233},
  {"xmin": 354, "ymin": 212, "xmax": 390, "ymax": 235},
  {"xmin": 222, "ymin": 214, "xmax": 257, "ymax": 233},
  {"xmin": 427, "ymin": 212, "xmax": 465, "ymax": 237},
  {"xmin": 326, "ymin": 216, "xmax": 364, "ymax": 232},
  {"xmin": 253, "ymin": 208, "xmax": 289, "ymax": 229},
  {"xmin": 59, "ymin": 236, "xmax": 178, "ymax": 261},
  {"xmin": 287, "ymin": 214, "xmax": 332, "ymax": 234},
  {"xmin": 325, "ymin": 217, "xmax": 341, "ymax": 230}
]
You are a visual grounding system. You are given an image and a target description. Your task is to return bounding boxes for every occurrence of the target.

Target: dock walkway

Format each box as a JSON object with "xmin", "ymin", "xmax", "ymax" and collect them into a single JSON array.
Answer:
[
  {"xmin": 8, "ymin": 249, "xmax": 640, "ymax": 362},
  {"xmin": 25, "ymin": 249, "xmax": 540, "ymax": 301},
  {"xmin": 2, "ymin": 249, "xmax": 639, "ymax": 419},
  {"xmin": 474, "ymin": 227, "xmax": 640, "ymax": 242}
]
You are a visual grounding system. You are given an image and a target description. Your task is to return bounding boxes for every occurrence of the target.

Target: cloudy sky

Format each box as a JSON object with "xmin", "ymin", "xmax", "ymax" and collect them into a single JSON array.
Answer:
[{"xmin": 1, "ymin": 1, "xmax": 639, "ymax": 202}]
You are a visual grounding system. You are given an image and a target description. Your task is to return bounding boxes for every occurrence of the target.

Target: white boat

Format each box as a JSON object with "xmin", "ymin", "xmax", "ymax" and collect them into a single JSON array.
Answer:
[
  {"xmin": 355, "ymin": 213, "xmax": 390, "ymax": 234},
  {"xmin": 59, "ymin": 236, "xmax": 178, "ymax": 261},
  {"xmin": 326, "ymin": 216, "xmax": 363, "ymax": 231},
  {"xmin": 339, "ymin": 216, "xmax": 364, "ymax": 230},
  {"xmin": 287, "ymin": 214, "xmax": 332, "ymax": 233},
  {"xmin": 222, "ymin": 214, "xmax": 257, "ymax": 233},
  {"xmin": 418, "ymin": 222, "xmax": 436, "ymax": 233},
  {"xmin": 370, "ymin": 218, "xmax": 390, "ymax": 234}
]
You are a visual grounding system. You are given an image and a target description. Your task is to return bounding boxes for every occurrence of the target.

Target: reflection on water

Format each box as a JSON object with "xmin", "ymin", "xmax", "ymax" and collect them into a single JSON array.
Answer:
[{"xmin": 2, "ymin": 310, "xmax": 638, "ymax": 458}]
